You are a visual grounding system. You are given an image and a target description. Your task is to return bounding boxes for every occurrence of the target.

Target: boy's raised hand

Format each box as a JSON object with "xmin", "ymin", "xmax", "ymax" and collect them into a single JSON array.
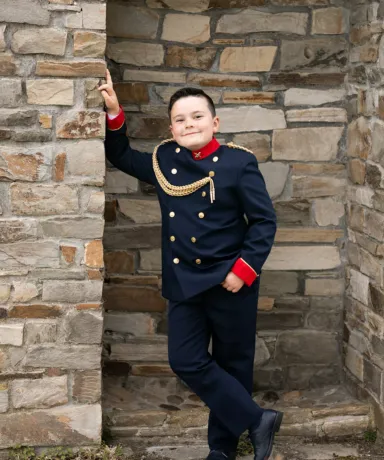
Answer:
[
  {"xmin": 98, "ymin": 69, "xmax": 120, "ymax": 116},
  {"xmin": 221, "ymin": 271, "xmax": 245, "ymax": 293}
]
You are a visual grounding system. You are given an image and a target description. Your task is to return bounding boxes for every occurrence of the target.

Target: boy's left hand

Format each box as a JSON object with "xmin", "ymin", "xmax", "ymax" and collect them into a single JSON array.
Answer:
[{"xmin": 221, "ymin": 271, "xmax": 244, "ymax": 293}]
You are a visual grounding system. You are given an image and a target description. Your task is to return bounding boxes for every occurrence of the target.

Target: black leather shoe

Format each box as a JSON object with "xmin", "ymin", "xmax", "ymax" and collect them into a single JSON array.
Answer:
[
  {"xmin": 206, "ymin": 450, "xmax": 236, "ymax": 460},
  {"xmin": 249, "ymin": 409, "xmax": 283, "ymax": 460}
]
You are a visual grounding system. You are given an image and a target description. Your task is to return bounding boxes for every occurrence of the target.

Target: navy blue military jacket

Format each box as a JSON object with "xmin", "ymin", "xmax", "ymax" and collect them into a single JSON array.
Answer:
[{"xmin": 105, "ymin": 121, "xmax": 277, "ymax": 301}]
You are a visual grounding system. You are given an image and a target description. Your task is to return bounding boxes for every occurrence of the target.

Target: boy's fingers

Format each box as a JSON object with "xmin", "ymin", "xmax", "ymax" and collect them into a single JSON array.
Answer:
[{"xmin": 106, "ymin": 69, "xmax": 113, "ymax": 86}]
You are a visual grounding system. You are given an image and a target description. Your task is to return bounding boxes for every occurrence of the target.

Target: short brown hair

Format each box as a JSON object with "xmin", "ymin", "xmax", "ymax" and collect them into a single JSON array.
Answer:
[{"xmin": 168, "ymin": 87, "xmax": 216, "ymax": 118}]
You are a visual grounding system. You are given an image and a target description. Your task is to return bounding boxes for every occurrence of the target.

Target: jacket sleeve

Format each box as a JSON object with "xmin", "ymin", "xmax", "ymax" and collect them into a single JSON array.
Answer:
[
  {"xmin": 232, "ymin": 154, "xmax": 277, "ymax": 286},
  {"xmin": 104, "ymin": 108, "xmax": 156, "ymax": 185}
]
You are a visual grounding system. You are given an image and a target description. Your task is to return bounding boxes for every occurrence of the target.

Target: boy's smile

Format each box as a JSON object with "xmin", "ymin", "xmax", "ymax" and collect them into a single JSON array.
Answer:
[{"xmin": 170, "ymin": 96, "xmax": 220, "ymax": 152}]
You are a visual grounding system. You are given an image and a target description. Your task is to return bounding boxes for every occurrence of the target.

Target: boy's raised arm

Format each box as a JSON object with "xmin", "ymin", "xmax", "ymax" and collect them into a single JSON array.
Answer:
[{"xmin": 100, "ymin": 70, "xmax": 156, "ymax": 185}]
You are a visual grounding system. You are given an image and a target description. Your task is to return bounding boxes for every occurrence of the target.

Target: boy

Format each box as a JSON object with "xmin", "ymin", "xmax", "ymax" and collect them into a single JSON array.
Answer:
[{"xmin": 99, "ymin": 70, "xmax": 283, "ymax": 460}]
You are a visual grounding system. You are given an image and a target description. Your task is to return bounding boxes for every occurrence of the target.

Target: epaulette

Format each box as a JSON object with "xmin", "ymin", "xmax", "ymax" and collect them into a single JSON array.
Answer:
[{"xmin": 227, "ymin": 142, "xmax": 254, "ymax": 155}]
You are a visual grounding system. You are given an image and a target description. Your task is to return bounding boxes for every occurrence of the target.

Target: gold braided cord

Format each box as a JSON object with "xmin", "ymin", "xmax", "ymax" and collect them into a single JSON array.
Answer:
[
  {"xmin": 152, "ymin": 138, "xmax": 216, "ymax": 203},
  {"xmin": 227, "ymin": 142, "xmax": 254, "ymax": 155}
]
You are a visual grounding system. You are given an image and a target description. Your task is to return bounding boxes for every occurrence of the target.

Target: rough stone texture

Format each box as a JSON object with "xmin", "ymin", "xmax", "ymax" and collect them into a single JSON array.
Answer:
[
  {"xmin": 264, "ymin": 246, "xmax": 341, "ymax": 271},
  {"xmin": 273, "ymin": 128, "xmax": 343, "ymax": 161},
  {"xmin": 56, "ymin": 110, "xmax": 105, "ymax": 139},
  {"xmin": 312, "ymin": 8, "xmax": 349, "ymax": 35},
  {"xmin": 25, "ymin": 345, "xmax": 101, "ymax": 370},
  {"xmin": 0, "ymin": 324, "xmax": 23, "ymax": 346},
  {"xmin": 107, "ymin": 42, "xmax": 164, "ymax": 66},
  {"xmin": 286, "ymin": 108, "xmax": 347, "ymax": 123},
  {"xmin": 11, "ymin": 376, "xmax": 68, "ymax": 409},
  {"xmin": 42, "ymin": 281, "xmax": 103, "ymax": 303},
  {"xmin": 220, "ymin": 47, "xmax": 277, "ymax": 72},
  {"xmin": 1, "ymin": 0, "xmax": 50, "ymax": 26},
  {"xmin": 313, "ymin": 198, "xmax": 345, "ymax": 226},
  {"xmin": 64, "ymin": 139, "xmax": 105, "ymax": 180},
  {"xmin": 161, "ymin": 14, "xmax": 210, "ymax": 44},
  {"xmin": 232, "ymin": 133, "xmax": 271, "ymax": 162},
  {"xmin": 73, "ymin": 32, "xmax": 106, "ymax": 58},
  {"xmin": 284, "ymin": 88, "xmax": 346, "ymax": 106},
  {"xmin": 36, "ymin": 61, "xmax": 106, "ymax": 78},
  {"xmin": 0, "ymin": 404, "xmax": 101, "ymax": 448},
  {"xmin": 259, "ymin": 163, "xmax": 289, "ymax": 199},
  {"xmin": 11, "ymin": 28, "xmax": 67, "ymax": 55},
  {"xmin": 166, "ymin": 46, "xmax": 216, "ymax": 70},
  {"xmin": 82, "ymin": 3, "xmax": 106, "ymax": 30},
  {"xmin": 107, "ymin": 5, "xmax": 159, "ymax": 39},
  {"xmin": 218, "ymin": 106, "xmax": 286, "ymax": 133},
  {"xmin": 217, "ymin": 11, "xmax": 308, "ymax": 35},
  {"xmin": 26, "ymin": 79, "xmax": 74, "ymax": 106},
  {"xmin": 72, "ymin": 370, "xmax": 101, "ymax": 404}
]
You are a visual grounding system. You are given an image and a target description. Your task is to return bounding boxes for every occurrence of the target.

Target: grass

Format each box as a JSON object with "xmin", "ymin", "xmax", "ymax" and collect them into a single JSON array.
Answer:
[{"xmin": 8, "ymin": 444, "xmax": 124, "ymax": 460}]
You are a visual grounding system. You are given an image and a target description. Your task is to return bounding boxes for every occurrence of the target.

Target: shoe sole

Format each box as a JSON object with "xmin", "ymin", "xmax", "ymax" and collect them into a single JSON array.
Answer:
[{"xmin": 265, "ymin": 411, "xmax": 283, "ymax": 459}]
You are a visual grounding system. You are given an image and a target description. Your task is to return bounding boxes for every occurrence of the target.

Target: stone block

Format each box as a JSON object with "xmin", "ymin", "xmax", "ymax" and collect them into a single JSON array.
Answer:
[
  {"xmin": 365, "ymin": 209, "xmax": 384, "ymax": 242},
  {"xmin": 118, "ymin": 199, "xmax": 161, "ymax": 224},
  {"xmin": 42, "ymin": 280, "xmax": 103, "ymax": 303},
  {"xmin": 0, "ymin": 284, "xmax": 11, "ymax": 302},
  {"xmin": 11, "ymin": 28, "xmax": 67, "ymax": 55},
  {"xmin": 82, "ymin": 3, "xmax": 106, "ymax": 29},
  {"xmin": 306, "ymin": 307, "xmax": 343, "ymax": 332},
  {"xmin": 36, "ymin": 60, "xmax": 106, "ymax": 77},
  {"xmin": 73, "ymin": 31, "xmax": 106, "ymax": 58},
  {"xmin": 72, "ymin": 370, "xmax": 101, "ymax": 404},
  {"xmin": 269, "ymin": 72, "xmax": 345, "ymax": 88},
  {"xmin": 187, "ymin": 73, "xmax": 261, "ymax": 88},
  {"xmin": 1, "ymin": 0, "xmax": 50, "ymax": 25},
  {"xmin": 26, "ymin": 79, "xmax": 74, "ymax": 106},
  {"xmin": 313, "ymin": 198, "xmax": 345, "ymax": 226},
  {"xmin": 0, "ymin": 241, "xmax": 59, "ymax": 269},
  {"xmin": 53, "ymin": 152, "xmax": 66, "ymax": 181},
  {"xmin": 286, "ymin": 365, "xmax": 340, "ymax": 390},
  {"xmin": 217, "ymin": 11, "xmax": 307, "ymax": 35},
  {"xmin": 0, "ymin": 219, "xmax": 38, "ymax": 244},
  {"xmin": 11, "ymin": 376, "xmax": 67, "ymax": 409},
  {"xmin": 286, "ymin": 108, "xmax": 347, "ymax": 123},
  {"xmin": 280, "ymin": 37, "xmax": 347, "ymax": 70},
  {"xmin": 64, "ymin": 139, "xmax": 105, "ymax": 180},
  {"xmin": 25, "ymin": 321, "xmax": 57, "ymax": 344},
  {"xmin": 232, "ymin": 133, "xmax": 271, "ymax": 163},
  {"xmin": 0, "ymin": 323, "xmax": 23, "ymax": 346},
  {"xmin": 305, "ymin": 279, "xmax": 344, "ymax": 296},
  {"xmin": 105, "ymin": 169, "xmax": 139, "ymax": 194},
  {"xmin": 107, "ymin": 42, "xmax": 164, "ymax": 66},
  {"xmin": 220, "ymin": 47, "xmax": 277, "ymax": 72},
  {"xmin": 217, "ymin": 106, "xmax": 286, "ymax": 133},
  {"xmin": 140, "ymin": 249, "xmax": 162, "ymax": 272},
  {"xmin": 272, "ymin": 127, "xmax": 343, "ymax": 161},
  {"xmin": 349, "ymin": 269, "xmax": 369, "ymax": 305},
  {"xmin": 85, "ymin": 191, "xmax": 104, "ymax": 215},
  {"xmin": 369, "ymin": 283, "xmax": 384, "ymax": 318},
  {"xmin": 124, "ymin": 69, "xmax": 186, "ymax": 84},
  {"xmin": 312, "ymin": 8, "xmax": 348, "ymax": 35},
  {"xmin": 115, "ymin": 83, "xmax": 149, "ymax": 105},
  {"xmin": 126, "ymin": 115, "xmax": 169, "ymax": 139},
  {"xmin": 257, "ymin": 312, "xmax": 304, "ymax": 330},
  {"xmin": 275, "ymin": 331, "xmax": 339, "ymax": 365},
  {"xmin": 85, "ymin": 240, "xmax": 103, "ymax": 269},
  {"xmin": 0, "ymin": 79, "xmax": 22, "ymax": 107},
  {"xmin": 110, "ymin": 226, "xmax": 158, "ymax": 250},
  {"xmin": 259, "ymin": 272, "xmax": 298, "ymax": 297},
  {"xmin": 25, "ymin": 344, "xmax": 101, "ymax": 369},
  {"xmin": 166, "ymin": 46, "xmax": 216, "ymax": 70},
  {"xmin": 0, "ymin": 25, "xmax": 6, "ymax": 52},
  {"xmin": 60, "ymin": 245, "xmax": 76, "ymax": 265},
  {"xmin": 284, "ymin": 88, "xmax": 346, "ymax": 106},
  {"xmin": 85, "ymin": 79, "xmax": 104, "ymax": 108},
  {"xmin": 40, "ymin": 217, "xmax": 104, "ymax": 239},
  {"xmin": 0, "ymin": 388, "xmax": 8, "ymax": 413},
  {"xmin": 110, "ymin": 337, "xmax": 168, "ymax": 362},
  {"xmin": 107, "ymin": 5, "xmax": 159, "ymax": 39},
  {"xmin": 363, "ymin": 358, "xmax": 382, "ymax": 399},
  {"xmin": 275, "ymin": 200, "xmax": 311, "ymax": 226},
  {"xmin": 264, "ymin": 246, "xmax": 340, "ymax": 271},
  {"xmin": 223, "ymin": 92, "xmax": 275, "ymax": 105},
  {"xmin": 147, "ymin": 0, "xmax": 210, "ymax": 11},
  {"xmin": 292, "ymin": 176, "xmax": 346, "ymax": 198},
  {"xmin": 277, "ymin": 228, "xmax": 343, "ymax": 243},
  {"xmin": 259, "ymin": 163, "xmax": 289, "ymax": 199},
  {"xmin": 10, "ymin": 184, "xmax": 78, "ymax": 216},
  {"xmin": 103, "ymin": 285, "xmax": 166, "ymax": 312},
  {"xmin": 0, "ymin": 404, "xmax": 101, "ymax": 448},
  {"xmin": 104, "ymin": 312, "xmax": 155, "ymax": 335},
  {"xmin": 12, "ymin": 282, "xmax": 39, "ymax": 303},
  {"xmin": 348, "ymin": 159, "xmax": 366, "ymax": 185},
  {"xmin": 347, "ymin": 117, "xmax": 371, "ymax": 160},
  {"xmin": 162, "ymin": 14, "xmax": 210, "ymax": 44},
  {"xmin": 56, "ymin": 110, "xmax": 105, "ymax": 139},
  {"xmin": 61, "ymin": 310, "xmax": 103, "ymax": 344},
  {"xmin": 322, "ymin": 415, "xmax": 369, "ymax": 437},
  {"xmin": 104, "ymin": 251, "xmax": 135, "ymax": 274}
]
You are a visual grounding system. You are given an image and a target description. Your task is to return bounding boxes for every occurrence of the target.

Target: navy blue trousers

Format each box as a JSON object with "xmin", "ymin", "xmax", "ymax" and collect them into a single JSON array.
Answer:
[{"xmin": 168, "ymin": 280, "xmax": 263, "ymax": 452}]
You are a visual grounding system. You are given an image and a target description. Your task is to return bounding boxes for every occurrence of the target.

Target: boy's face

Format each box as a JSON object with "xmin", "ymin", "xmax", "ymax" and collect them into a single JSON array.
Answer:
[{"xmin": 169, "ymin": 96, "xmax": 220, "ymax": 151}]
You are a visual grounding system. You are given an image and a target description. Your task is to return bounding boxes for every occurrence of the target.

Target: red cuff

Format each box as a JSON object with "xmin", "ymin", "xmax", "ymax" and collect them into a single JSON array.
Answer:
[
  {"xmin": 232, "ymin": 258, "xmax": 258, "ymax": 287},
  {"xmin": 106, "ymin": 106, "xmax": 125, "ymax": 131}
]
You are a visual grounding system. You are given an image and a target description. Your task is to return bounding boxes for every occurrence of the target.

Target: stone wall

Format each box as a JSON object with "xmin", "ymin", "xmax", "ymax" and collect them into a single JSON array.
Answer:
[
  {"xmin": 0, "ymin": 0, "xmax": 106, "ymax": 450},
  {"xmin": 344, "ymin": 0, "xmax": 384, "ymax": 435},
  {"xmin": 103, "ymin": 0, "xmax": 350, "ymax": 417}
]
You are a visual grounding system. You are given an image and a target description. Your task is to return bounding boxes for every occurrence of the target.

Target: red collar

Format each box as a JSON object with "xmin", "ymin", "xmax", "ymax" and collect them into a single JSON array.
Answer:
[{"xmin": 191, "ymin": 138, "xmax": 220, "ymax": 160}]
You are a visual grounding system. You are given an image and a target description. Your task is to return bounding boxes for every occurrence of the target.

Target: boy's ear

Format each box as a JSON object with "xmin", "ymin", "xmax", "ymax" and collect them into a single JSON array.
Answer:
[{"xmin": 213, "ymin": 116, "xmax": 220, "ymax": 133}]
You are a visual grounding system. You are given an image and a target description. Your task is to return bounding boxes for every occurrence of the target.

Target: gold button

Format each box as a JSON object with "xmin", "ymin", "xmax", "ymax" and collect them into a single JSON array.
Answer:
[
  {"xmin": 209, "ymin": 171, "xmax": 215, "ymax": 177},
  {"xmin": 170, "ymin": 236, "xmax": 176, "ymax": 242},
  {"xmin": 202, "ymin": 191, "xmax": 206, "ymax": 197},
  {"xmin": 173, "ymin": 258, "xmax": 180, "ymax": 264},
  {"xmin": 172, "ymin": 168, "xmax": 177, "ymax": 174},
  {"xmin": 198, "ymin": 212, "xmax": 205, "ymax": 219},
  {"xmin": 191, "ymin": 237, "xmax": 196, "ymax": 243},
  {"xmin": 170, "ymin": 211, "xmax": 175, "ymax": 217},
  {"xmin": 195, "ymin": 259, "xmax": 201, "ymax": 265},
  {"xmin": 213, "ymin": 156, "xmax": 218, "ymax": 162},
  {"xmin": 175, "ymin": 148, "xmax": 180, "ymax": 153}
]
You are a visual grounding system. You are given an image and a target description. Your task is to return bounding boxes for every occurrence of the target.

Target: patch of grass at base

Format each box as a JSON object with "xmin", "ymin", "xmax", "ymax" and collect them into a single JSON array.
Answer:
[
  {"xmin": 237, "ymin": 434, "xmax": 253, "ymax": 457},
  {"xmin": 8, "ymin": 444, "xmax": 124, "ymax": 460}
]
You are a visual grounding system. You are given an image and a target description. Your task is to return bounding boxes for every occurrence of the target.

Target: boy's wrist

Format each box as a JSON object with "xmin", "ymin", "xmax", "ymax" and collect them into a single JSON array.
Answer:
[{"xmin": 107, "ymin": 107, "xmax": 120, "ymax": 117}]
